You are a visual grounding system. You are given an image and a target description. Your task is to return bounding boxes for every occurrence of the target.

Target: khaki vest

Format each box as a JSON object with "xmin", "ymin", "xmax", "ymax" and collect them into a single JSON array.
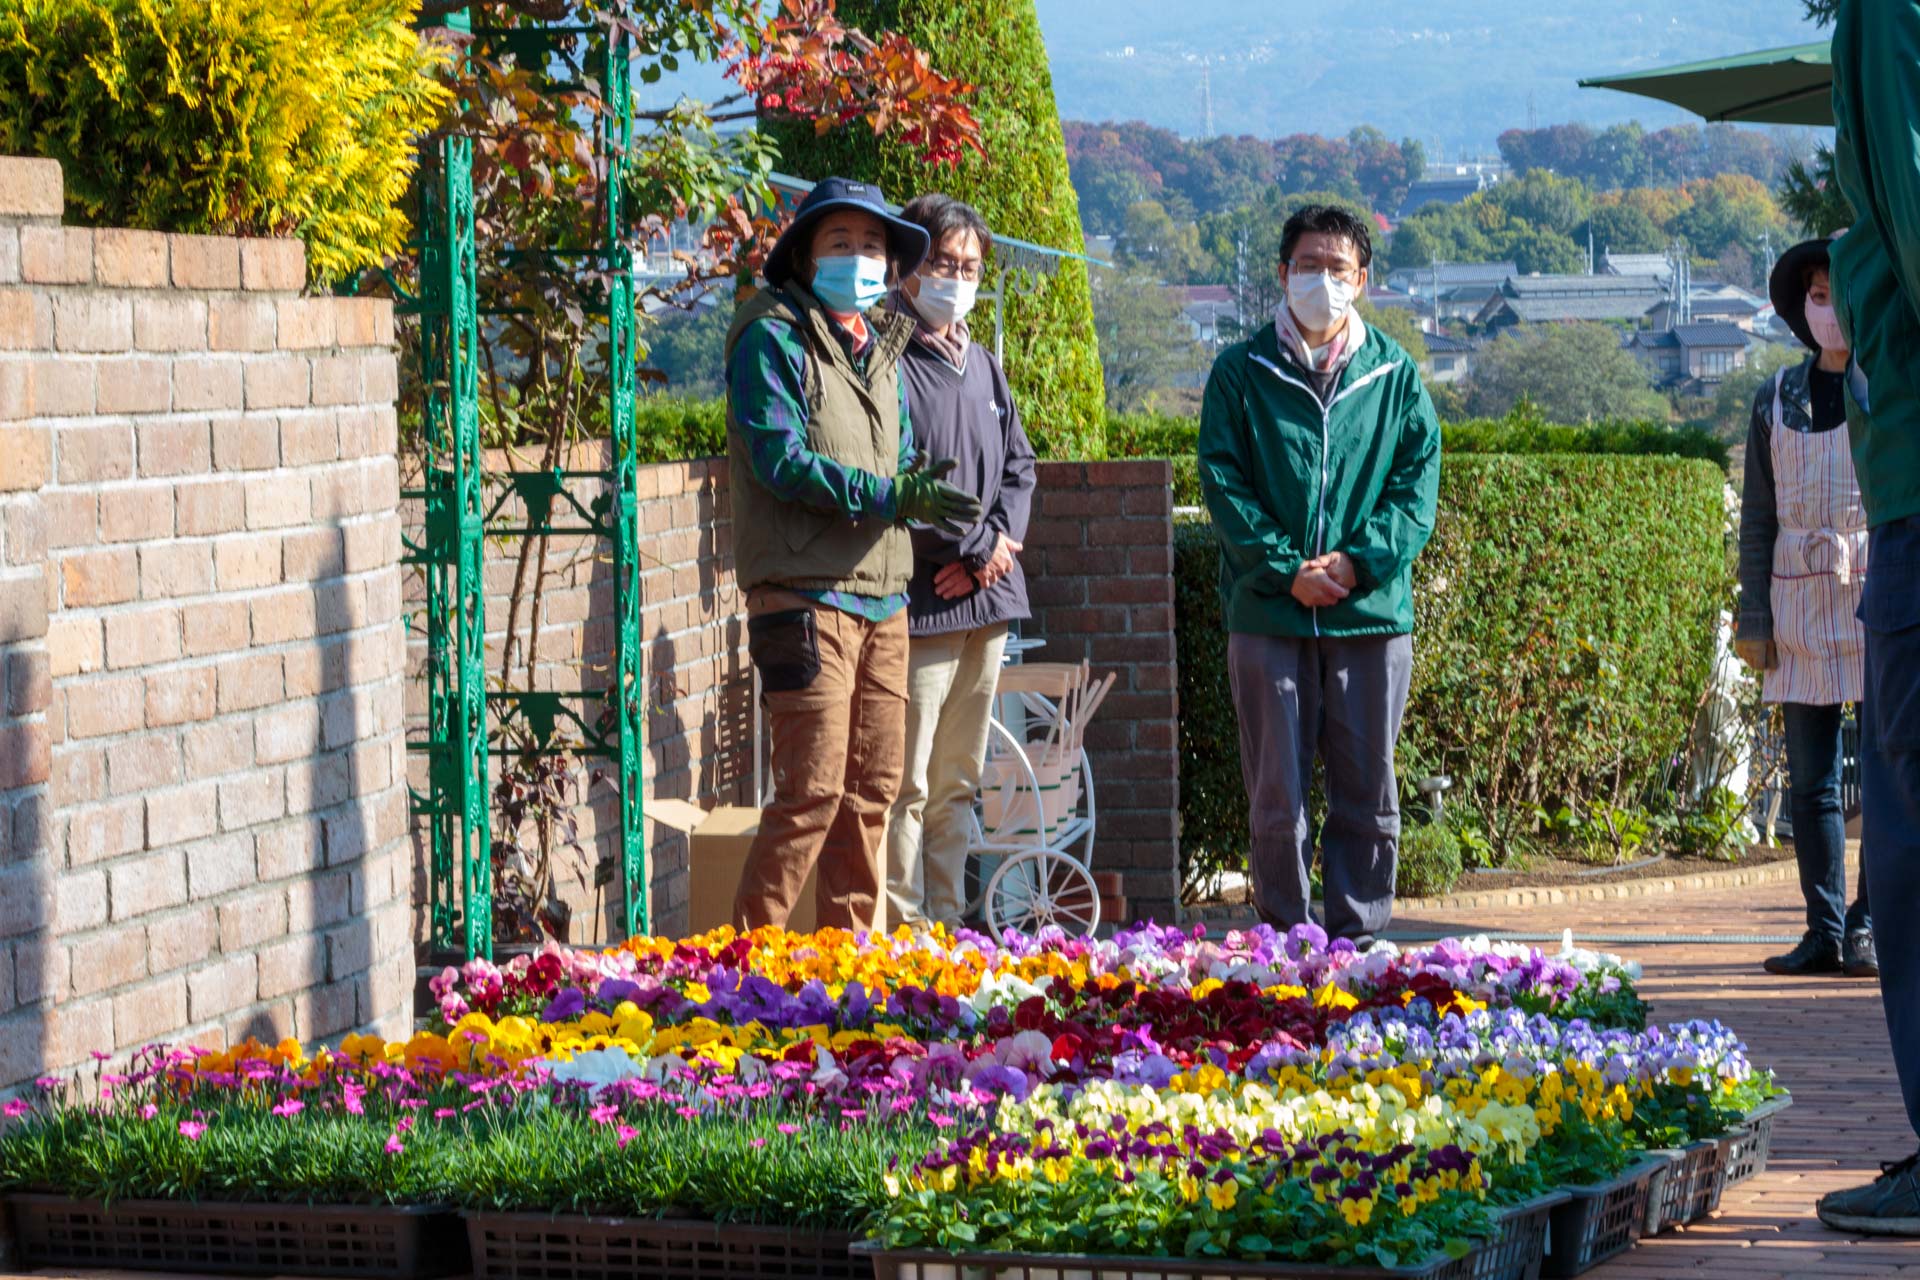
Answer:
[{"xmin": 724, "ymin": 283, "xmax": 915, "ymax": 597}]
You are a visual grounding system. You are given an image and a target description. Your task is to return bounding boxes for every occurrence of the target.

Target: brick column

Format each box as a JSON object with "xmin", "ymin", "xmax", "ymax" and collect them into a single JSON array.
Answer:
[
  {"xmin": 0, "ymin": 155, "xmax": 409, "ymax": 1094},
  {"xmin": 1023, "ymin": 461, "xmax": 1180, "ymax": 925}
]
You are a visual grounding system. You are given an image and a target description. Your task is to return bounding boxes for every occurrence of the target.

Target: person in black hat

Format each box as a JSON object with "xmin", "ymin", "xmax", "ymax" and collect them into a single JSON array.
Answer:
[
  {"xmin": 1734, "ymin": 236, "xmax": 1875, "ymax": 980},
  {"xmin": 724, "ymin": 176, "xmax": 983, "ymax": 935}
]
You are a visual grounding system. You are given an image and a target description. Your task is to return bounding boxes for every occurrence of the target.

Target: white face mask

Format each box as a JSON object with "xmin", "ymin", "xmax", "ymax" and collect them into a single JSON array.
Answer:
[
  {"xmin": 914, "ymin": 275, "xmax": 979, "ymax": 329},
  {"xmin": 1287, "ymin": 270, "xmax": 1359, "ymax": 333},
  {"xmin": 1806, "ymin": 300, "xmax": 1847, "ymax": 353}
]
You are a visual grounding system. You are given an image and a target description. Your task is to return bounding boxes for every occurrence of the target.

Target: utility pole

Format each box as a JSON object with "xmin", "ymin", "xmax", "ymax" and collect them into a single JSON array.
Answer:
[{"xmin": 1759, "ymin": 228, "xmax": 1777, "ymax": 283}]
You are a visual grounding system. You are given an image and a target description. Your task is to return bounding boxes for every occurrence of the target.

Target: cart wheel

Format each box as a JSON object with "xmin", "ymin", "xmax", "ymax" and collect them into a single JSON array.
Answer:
[{"xmin": 984, "ymin": 849, "xmax": 1102, "ymax": 943}]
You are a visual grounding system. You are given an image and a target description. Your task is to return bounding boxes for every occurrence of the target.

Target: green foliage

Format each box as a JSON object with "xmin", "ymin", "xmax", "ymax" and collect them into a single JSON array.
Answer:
[
  {"xmin": 1443, "ymin": 401, "xmax": 1729, "ymax": 467},
  {"xmin": 1465, "ymin": 324, "xmax": 1673, "ymax": 424},
  {"xmin": 1105, "ymin": 411, "xmax": 1199, "ymax": 459},
  {"xmin": 1499, "ymin": 121, "xmax": 1804, "ymax": 191},
  {"xmin": 0, "ymin": 0, "xmax": 447, "ymax": 287},
  {"xmin": 630, "ymin": 395, "xmax": 727, "ymax": 463},
  {"xmin": 770, "ymin": 0, "xmax": 1106, "ymax": 459},
  {"xmin": 1062, "ymin": 120, "xmax": 1422, "ymax": 233},
  {"xmin": 1172, "ymin": 519, "xmax": 1243, "ymax": 896},
  {"xmin": 1172, "ymin": 452, "xmax": 1726, "ymax": 888},
  {"xmin": 1397, "ymin": 823, "xmax": 1464, "ymax": 898},
  {"xmin": 1487, "ymin": 170, "xmax": 1594, "ymax": 237},
  {"xmin": 1404, "ymin": 455, "xmax": 1726, "ymax": 861},
  {"xmin": 1090, "ymin": 265, "xmax": 1205, "ymax": 413},
  {"xmin": 1778, "ymin": 145, "xmax": 1854, "ymax": 237},
  {"xmin": 1357, "ymin": 299, "xmax": 1428, "ymax": 366},
  {"xmin": 1583, "ymin": 202, "xmax": 1666, "ymax": 255},
  {"xmin": 642, "ymin": 305, "xmax": 730, "ymax": 399},
  {"xmin": 1391, "ymin": 192, "xmax": 1593, "ymax": 274},
  {"xmin": 1669, "ymin": 174, "xmax": 1790, "ymax": 268},
  {"xmin": 1704, "ymin": 344, "xmax": 1802, "ymax": 442},
  {"xmin": 0, "ymin": 1091, "xmax": 919, "ymax": 1229},
  {"xmin": 1117, "ymin": 199, "xmax": 1214, "ymax": 283}
]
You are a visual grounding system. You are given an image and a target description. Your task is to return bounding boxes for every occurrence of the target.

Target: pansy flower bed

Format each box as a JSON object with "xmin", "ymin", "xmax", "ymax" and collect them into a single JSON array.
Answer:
[{"xmin": 0, "ymin": 924, "xmax": 1778, "ymax": 1280}]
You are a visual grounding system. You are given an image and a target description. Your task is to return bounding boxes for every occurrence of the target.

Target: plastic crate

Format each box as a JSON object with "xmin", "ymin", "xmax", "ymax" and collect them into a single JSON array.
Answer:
[
  {"xmin": 1641, "ymin": 1139, "xmax": 1728, "ymax": 1235},
  {"xmin": 1470, "ymin": 1191, "xmax": 1572, "ymax": 1280},
  {"xmin": 1721, "ymin": 1096, "xmax": 1793, "ymax": 1190},
  {"xmin": 3, "ymin": 1194, "xmax": 465, "ymax": 1278},
  {"xmin": 849, "ymin": 1239, "xmax": 1485, "ymax": 1280},
  {"xmin": 1539, "ymin": 1156, "xmax": 1666, "ymax": 1279},
  {"xmin": 464, "ymin": 1213, "xmax": 861, "ymax": 1280}
]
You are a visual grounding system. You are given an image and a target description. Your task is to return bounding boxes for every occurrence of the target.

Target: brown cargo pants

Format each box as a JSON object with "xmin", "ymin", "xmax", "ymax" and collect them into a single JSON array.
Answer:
[{"xmin": 732, "ymin": 588, "xmax": 909, "ymax": 932}]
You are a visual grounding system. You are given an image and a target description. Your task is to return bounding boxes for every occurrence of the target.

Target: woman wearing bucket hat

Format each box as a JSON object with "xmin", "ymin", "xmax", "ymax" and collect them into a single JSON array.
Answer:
[
  {"xmin": 1735, "ymin": 237, "xmax": 1875, "ymax": 980},
  {"xmin": 725, "ymin": 176, "xmax": 983, "ymax": 934}
]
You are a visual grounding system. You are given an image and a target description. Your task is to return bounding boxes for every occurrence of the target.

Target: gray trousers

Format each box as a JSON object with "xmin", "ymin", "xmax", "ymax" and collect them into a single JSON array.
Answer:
[{"xmin": 1226, "ymin": 631, "xmax": 1413, "ymax": 944}]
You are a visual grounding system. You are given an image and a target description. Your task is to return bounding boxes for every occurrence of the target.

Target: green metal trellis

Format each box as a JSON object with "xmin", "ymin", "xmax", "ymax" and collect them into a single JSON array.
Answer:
[{"xmin": 400, "ymin": 8, "xmax": 647, "ymax": 962}]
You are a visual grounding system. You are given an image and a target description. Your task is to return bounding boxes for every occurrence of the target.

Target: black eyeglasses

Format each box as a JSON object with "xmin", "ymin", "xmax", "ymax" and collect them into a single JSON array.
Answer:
[
  {"xmin": 1288, "ymin": 259, "xmax": 1363, "ymax": 284},
  {"xmin": 924, "ymin": 255, "xmax": 985, "ymax": 283}
]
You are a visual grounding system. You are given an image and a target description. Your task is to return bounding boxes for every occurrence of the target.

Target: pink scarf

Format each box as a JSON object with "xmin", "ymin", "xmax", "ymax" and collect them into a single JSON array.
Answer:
[{"xmin": 1272, "ymin": 301, "xmax": 1367, "ymax": 375}]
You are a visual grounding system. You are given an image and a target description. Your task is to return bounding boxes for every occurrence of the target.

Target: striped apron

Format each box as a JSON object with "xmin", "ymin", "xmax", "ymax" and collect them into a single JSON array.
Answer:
[{"xmin": 1764, "ymin": 370, "xmax": 1868, "ymax": 706}]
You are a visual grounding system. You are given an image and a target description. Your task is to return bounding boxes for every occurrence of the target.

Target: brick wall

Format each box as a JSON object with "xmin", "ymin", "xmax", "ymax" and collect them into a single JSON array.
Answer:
[
  {"xmin": 409, "ymin": 454, "xmax": 1180, "ymax": 941},
  {"xmin": 1023, "ymin": 461, "xmax": 1180, "ymax": 925},
  {"xmin": 0, "ymin": 157, "xmax": 411, "ymax": 1094}
]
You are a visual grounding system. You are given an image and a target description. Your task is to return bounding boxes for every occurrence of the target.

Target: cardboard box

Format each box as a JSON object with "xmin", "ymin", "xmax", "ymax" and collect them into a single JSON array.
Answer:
[{"xmin": 654, "ymin": 799, "xmax": 888, "ymax": 935}]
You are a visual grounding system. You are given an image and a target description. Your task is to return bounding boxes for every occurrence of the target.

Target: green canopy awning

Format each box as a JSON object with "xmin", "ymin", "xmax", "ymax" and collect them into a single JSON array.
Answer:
[{"xmin": 1580, "ymin": 40, "xmax": 1832, "ymax": 126}]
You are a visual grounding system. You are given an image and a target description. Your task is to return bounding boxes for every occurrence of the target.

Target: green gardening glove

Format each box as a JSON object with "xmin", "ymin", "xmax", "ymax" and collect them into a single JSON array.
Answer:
[{"xmin": 894, "ymin": 451, "xmax": 983, "ymax": 535}]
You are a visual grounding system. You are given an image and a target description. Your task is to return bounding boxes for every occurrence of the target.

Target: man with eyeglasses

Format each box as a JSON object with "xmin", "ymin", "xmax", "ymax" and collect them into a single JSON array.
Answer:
[
  {"xmin": 1197, "ymin": 204, "xmax": 1441, "ymax": 947},
  {"xmin": 881, "ymin": 193, "xmax": 1037, "ymax": 931}
]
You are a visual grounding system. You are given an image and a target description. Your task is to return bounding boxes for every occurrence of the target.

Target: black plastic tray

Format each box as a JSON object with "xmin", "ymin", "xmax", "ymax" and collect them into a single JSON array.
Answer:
[
  {"xmin": 465, "ymin": 1212, "xmax": 862, "ymax": 1280},
  {"xmin": 4, "ymin": 1194, "xmax": 466, "ymax": 1278},
  {"xmin": 1538, "ymin": 1156, "xmax": 1666, "ymax": 1279}
]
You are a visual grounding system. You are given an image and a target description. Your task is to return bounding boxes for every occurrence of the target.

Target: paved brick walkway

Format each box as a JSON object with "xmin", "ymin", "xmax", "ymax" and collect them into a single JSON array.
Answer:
[
  {"xmin": 1401, "ymin": 868, "xmax": 1920, "ymax": 1278},
  {"xmin": 5, "ymin": 872, "xmax": 1918, "ymax": 1278}
]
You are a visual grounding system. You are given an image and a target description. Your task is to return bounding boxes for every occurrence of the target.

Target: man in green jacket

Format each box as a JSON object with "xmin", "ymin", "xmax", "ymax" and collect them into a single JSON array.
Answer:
[
  {"xmin": 1817, "ymin": 0, "xmax": 1920, "ymax": 1236},
  {"xmin": 1197, "ymin": 205, "xmax": 1441, "ymax": 948}
]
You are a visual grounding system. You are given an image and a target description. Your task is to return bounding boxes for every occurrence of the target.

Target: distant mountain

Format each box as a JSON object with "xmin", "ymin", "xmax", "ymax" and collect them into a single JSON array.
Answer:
[{"xmin": 1030, "ymin": 0, "xmax": 1828, "ymax": 154}]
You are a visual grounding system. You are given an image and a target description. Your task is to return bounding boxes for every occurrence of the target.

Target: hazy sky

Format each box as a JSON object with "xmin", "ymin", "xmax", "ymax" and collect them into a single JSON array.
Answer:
[{"xmin": 634, "ymin": 2, "xmax": 1832, "ymax": 153}]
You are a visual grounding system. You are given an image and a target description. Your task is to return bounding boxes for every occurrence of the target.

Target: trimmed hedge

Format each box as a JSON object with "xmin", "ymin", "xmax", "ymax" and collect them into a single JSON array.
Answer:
[
  {"xmin": 1175, "ymin": 453, "xmax": 1727, "ymax": 896},
  {"xmin": 1111, "ymin": 407, "xmax": 1727, "ymax": 511},
  {"xmin": 766, "ymin": 0, "xmax": 1106, "ymax": 460},
  {"xmin": 633, "ymin": 394, "xmax": 726, "ymax": 463},
  {"xmin": 1439, "ymin": 413, "xmax": 1729, "ymax": 469}
]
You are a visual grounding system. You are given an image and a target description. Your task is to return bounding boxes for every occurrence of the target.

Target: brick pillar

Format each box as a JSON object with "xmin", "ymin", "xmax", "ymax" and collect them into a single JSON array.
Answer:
[
  {"xmin": 0, "ymin": 154, "xmax": 410, "ymax": 1094},
  {"xmin": 1024, "ymin": 460, "xmax": 1180, "ymax": 925}
]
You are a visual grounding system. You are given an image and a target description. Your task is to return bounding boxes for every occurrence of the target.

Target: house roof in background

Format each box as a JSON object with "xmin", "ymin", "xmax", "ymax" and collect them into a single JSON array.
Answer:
[
  {"xmin": 1423, "ymin": 332, "xmax": 1476, "ymax": 352},
  {"xmin": 1486, "ymin": 294, "xmax": 1666, "ymax": 324},
  {"xmin": 1504, "ymin": 272, "xmax": 1668, "ymax": 298},
  {"xmin": 1602, "ymin": 253, "xmax": 1674, "ymax": 281},
  {"xmin": 1628, "ymin": 322, "xmax": 1753, "ymax": 350},
  {"xmin": 1672, "ymin": 322, "xmax": 1754, "ymax": 347}
]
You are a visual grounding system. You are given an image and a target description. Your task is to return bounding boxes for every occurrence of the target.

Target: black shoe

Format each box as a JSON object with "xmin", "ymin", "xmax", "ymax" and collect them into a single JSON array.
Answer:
[
  {"xmin": 1845, "ymin": 929, "xmax": 1881, "ymax": 979},
  {"xmin": 1818, "ymin": 1151, "xmax": 1920, "ymax": 1235},
  {"xmin": 1763, "ymin": 932, "xmax": 1844, "ymax": 976}
]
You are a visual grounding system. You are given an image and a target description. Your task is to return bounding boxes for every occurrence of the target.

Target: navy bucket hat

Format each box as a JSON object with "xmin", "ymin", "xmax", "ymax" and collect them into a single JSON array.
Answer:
[{"xmin": 762, "ymin": 176, "xmax": 931, "ymax": 288}]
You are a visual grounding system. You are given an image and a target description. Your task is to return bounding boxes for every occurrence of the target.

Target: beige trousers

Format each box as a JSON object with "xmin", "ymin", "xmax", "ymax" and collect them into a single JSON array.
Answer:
[{"xmin": 886, "ymin": 623, "xmax": 1009, "ymax": 928}]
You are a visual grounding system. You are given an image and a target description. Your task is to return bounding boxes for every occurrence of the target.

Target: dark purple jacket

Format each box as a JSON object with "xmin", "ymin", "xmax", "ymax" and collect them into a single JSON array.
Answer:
[{"xmin": 895, "ymin": 322, "xmax": 1036, "ymax": 637}]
